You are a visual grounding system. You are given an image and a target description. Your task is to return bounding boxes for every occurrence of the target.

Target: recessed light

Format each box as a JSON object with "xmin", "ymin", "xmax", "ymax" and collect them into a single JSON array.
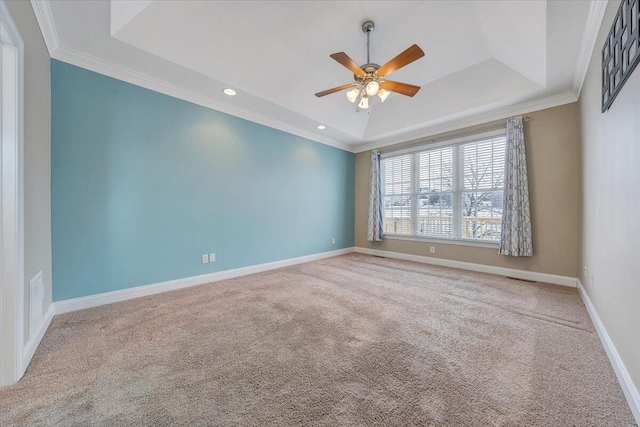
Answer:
[
  {"xmin": 223, "ymin": 88, "xmax": 236, "ymax": 96},
  {"xmin": 317, "ymin": 125, "xmax": 326, "ymax": 130}
]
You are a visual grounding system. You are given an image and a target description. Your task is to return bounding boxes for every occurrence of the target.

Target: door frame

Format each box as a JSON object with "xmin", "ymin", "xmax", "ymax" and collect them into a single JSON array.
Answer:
[{"xmin": 0, "ymin": 0, "xmax": 25, "ymax": 387}]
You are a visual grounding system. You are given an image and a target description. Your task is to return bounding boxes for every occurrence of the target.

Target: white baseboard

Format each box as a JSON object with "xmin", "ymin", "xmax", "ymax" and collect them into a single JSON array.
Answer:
[
  {"xmin": 21, "ymin": 303, "xmax": 54, "ymax": 375},
  {"xmin": 54, "ymin": 247, "xmax": 355, "ymax": 315},
  {"xmin": 353, "ymin": 247, "xmax": 577, "ymax": 287},
  {"xmin": 37, "ymin": 248, "xmax": 640, "ymax": 424},
  {"xmin": 577, "ymin": 279, "xmax": 640, "ymax": 424}
]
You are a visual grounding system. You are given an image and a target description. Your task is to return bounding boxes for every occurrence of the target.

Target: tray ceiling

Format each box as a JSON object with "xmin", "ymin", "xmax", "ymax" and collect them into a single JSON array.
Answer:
[{"xmin": 34, "ymin": 1, "xmax": 603, "ymax": 151}]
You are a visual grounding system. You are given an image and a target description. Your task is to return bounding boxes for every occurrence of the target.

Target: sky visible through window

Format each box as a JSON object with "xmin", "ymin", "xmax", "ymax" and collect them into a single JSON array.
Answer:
[{"xmin": 382, "ymin": 136, "xmax": 506, "ymax": 242}]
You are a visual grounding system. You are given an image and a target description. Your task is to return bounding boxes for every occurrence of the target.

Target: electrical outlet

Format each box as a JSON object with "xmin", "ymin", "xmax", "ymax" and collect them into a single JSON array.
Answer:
[
  {"xmin": 430, "ymin": 246, "xmax": 435, "ymax": 254},
  {"xmin": 201, "ymin": 254, "xmax": 209, "ymax": 264},
  {"xmin": 209, "ymin": 253, "xmax": 216, "ymax": 263},
  {"xmin": 332, "ymin": 238, "xmax": 336, "ymax": 245}
]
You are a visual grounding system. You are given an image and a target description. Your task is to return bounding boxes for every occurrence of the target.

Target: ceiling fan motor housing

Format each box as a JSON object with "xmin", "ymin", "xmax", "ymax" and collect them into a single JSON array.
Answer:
[
  {"xmin": 315, "ymin": 18, "xmax": 423, "ymax": 100},
  {"xmin": 362, "ymin": 20, "xmax": 375, "ymax": 34},
  {"xmin": 354, "ymin": 64, "xmax": 380, "ymax": 83}
]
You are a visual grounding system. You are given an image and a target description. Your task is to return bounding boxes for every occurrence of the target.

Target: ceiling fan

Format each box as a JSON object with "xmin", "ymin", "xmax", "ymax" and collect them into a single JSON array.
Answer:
[{"xmin": 315, "ymin": 20, "xmax": 425, "ymax": 110}]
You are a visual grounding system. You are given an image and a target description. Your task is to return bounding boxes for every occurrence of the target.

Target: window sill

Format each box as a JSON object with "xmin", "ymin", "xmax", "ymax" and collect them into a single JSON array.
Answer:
[{"xmin": 384, "ymin": 234, "xmax": 499, "ymax": 249}]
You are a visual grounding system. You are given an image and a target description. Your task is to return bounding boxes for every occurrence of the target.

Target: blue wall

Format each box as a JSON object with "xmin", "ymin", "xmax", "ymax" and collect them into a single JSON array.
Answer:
[{"xmin": 51, "ymin": 60, "xmax": 354, "ymax": 301}]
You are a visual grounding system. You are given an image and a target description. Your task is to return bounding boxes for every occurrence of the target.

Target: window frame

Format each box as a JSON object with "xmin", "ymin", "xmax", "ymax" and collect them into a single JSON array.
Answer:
[{"xmin": 381, "ymin": 129, "xmax": 506, "ymax": 247}]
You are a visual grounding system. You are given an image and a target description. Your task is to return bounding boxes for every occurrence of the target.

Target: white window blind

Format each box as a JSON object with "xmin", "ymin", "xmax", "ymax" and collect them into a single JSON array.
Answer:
[{"xmin": 381, "ymin": 131, "xmax": 506, "ymax": 243}]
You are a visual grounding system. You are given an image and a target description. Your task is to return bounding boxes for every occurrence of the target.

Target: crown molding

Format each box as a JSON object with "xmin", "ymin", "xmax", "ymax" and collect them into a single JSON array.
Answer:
[
  {"xmin": 571, "ymin": 0, "xmax": 608, "ymax": 99},
  {"xmin": 52, "ymin": 46, "xmax": 355, "ymax": 152},
  {"xmin": 29, "ymin": 1, "xmax": 353, "ymax": 152},
  {"xmin": 29, "ymin": 0, "xmax": 59, "ymax": 55},
  {"xmin": 1, "ymin": 0, "xmax": 23, "ymax": 47},
  {"xmin": 353, "ymin": 91, "xmax": 578, "ymax": 153},
  {"xmin": 353, "ymin": 0, "xmax": 605, "ymax": 153},
  {"xmin": 31, "ymin": 0, "xmax": 601, "ymax": 154}
]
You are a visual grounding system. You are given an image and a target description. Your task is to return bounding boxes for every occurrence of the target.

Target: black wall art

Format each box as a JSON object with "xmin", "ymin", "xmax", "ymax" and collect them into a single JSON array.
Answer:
[{"xmin": 602, "ymin": 0, "xmax": 640, "ymax": 112}]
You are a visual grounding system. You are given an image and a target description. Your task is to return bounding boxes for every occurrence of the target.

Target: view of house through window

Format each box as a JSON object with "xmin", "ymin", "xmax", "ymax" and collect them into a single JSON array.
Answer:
[{"xmin": 382, "ymin": 132, "xmax": 506, "ymax": 243}]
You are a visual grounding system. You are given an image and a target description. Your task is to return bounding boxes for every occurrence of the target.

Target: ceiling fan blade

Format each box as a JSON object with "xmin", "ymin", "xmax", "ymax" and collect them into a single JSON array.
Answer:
[
  {"xmin": 377, "ymin": 44, "xmax": 425, "ymax": 77},
  {"xmin": 315, "ymin": 83, "xmax": 356, "ymax": 98},
  {"xmin": 379, "ymin": 80, "xmax": 421, "ymax": 97},
  {"xmin": 330, "ymin": 52, "xmax": 366, "ymax": 78}
]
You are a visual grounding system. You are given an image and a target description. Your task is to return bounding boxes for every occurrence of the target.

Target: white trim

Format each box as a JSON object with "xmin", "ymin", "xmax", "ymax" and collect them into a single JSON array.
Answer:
[
  {"xmin": 0, "ymin": 0, "xmax": 25, "ymax": 387},
  {"xmin": 51, "ymin": 46, "xmax": 354, "ymax": 153},
  {"xmin": 26, "ymin": 4, "xmax": 355, "ymax": 153},
  {"xmin": 21, "ymin": 303, "xmax": 53, "ymax": 372},
  {"xmin": 54, "ymin": 247, "xmax": 355, "ymax": 315},
  {"xmin": 380, "ymin": 133, "xmax": 506, "ymax": 246},
  {"xmin": 29, "ymin": 0, "xmax": 596, "ymax": 153},
  {"xmin": 353, "ymin": 91, "xmax": 578, "ymax": 153},
  {"xmin": 29, "ymin": 1, "xmax": 60, "ymax": 56},
  {"xmin": 354, "ymin": 247, "xmax": 577, "ymax": 288},
  {"xmin": 571, "ymin": 1, "xmax": 608, "ymax": 98},
  {"xmin": 47, "ymin": 41, "xmax": 581, "ymax": 155},
  {"xmin": 380, "ymin": 128, "xmax": 506, "ymax": 158},
  {"xmin": 49, "ymin": 45, "xmax": 579, "ymax": 155},
  {"xmin": 383, "ymin": 234, "xmax": 499, "ymax": 249},
  {"xmin": 576, "ymin": 279, "xmax": 640, "ymax": 424}
]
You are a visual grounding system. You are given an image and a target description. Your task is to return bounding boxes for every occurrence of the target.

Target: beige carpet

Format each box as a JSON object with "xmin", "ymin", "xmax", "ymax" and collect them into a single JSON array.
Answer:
[{"xmin": 0, "ymin": 253, "xmax": 635, "ymax": 426}]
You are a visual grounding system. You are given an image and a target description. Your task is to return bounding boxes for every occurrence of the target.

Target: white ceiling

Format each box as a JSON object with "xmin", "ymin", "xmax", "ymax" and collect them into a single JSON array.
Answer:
[{"xmin": 34, "ymin": 0, "xmax": 604, "ymax": 152}]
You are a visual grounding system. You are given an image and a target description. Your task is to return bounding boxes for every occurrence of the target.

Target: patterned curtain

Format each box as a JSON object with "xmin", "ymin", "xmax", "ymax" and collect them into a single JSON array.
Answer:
[
  {"xmin": 499, "ymin": 116, "xmax": 533, "ymax": 256},
  {"xmin": 367, "ymin": 150, "xmax": 384, "ymax": 242}
]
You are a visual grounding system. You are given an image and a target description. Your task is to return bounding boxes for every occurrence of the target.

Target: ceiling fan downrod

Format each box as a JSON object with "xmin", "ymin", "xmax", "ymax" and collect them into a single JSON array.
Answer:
[
  {"xmin": 314, "ymin": 20, "xmax": 424, "ymax": 105},
  {"xmin": 363, "ymin": 20, "xmax": 374, "ymax": 64},
  {"xmin": 358, "ymin": 20, "xmax": 380, "ymax": 80}
]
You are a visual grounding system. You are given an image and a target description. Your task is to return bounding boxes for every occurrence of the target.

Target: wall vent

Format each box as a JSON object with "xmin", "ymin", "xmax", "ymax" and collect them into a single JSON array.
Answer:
[{"xmin": 29, "ymin": 271, "xmax": 44, "ymax": 338}]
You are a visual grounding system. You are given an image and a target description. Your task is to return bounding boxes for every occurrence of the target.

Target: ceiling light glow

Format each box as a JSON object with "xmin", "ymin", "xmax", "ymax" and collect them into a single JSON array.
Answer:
[
  {"xmin": 317, "ymin": 125, "xmax": 326, "ymax": 130},
  {"xmin": 378, "ymin": 88, "xmax": 390, "ymax": 102},
  {"xmin": 223, "ymin": 88, "xmax": 236, "ymax": 96},
  {"xmin": 366, "ymin": 81, "xmax": 380, "ymax": 96},
  {"xmin": 346, "ymin": 87, "xmax": 360, "ymax": 103},
  {"xmin": 358, "ymin": 95, "xmax": 369, "ymax": 109}
]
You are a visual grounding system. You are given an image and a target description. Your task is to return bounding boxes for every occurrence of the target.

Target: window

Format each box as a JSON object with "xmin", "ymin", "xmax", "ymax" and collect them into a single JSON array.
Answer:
[{"xmin": 382, "ymin": 131, "xmax": 506, "ymax": 243}]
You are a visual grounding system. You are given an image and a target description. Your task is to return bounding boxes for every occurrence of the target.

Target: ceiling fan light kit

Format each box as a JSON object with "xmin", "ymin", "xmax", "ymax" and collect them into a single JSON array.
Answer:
[
  {"xmin": 377, "ymin": 88, "xmax": 390, "ymax": 102},
  {"xmin": 358, "ymin": 95, "xmax": 369, "ymax": 109},
  {"xmin": 365, "ymin": 80, "xmax": 380, "ymax": 97},
  {"xmin": 346, "ymin": 87, "xmax": 360, "ymax": 103},
  {"xmin": 315, "ymin": 20, "xmax": 425, "ymax": 111}
]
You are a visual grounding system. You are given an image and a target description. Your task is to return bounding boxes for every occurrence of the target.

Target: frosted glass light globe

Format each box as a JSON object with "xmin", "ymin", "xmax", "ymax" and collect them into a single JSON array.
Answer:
[
  {"xmin": 378, "ymin": 88, "xmax": 390, "ymax": 102},
  {"xmin": 346, "ymin": 87, "xmax": 360, "ymax": 103},
  {"xmin": 365, "ymin": 81, "xmax": 380, "ymax": 96},
  {"xmin": 358, "ymin": 95, "xmax": 369, "ymax": 109}
]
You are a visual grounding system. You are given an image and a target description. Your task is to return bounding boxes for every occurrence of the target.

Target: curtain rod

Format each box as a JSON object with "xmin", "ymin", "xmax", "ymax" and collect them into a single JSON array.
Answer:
[{"xmin": 380, "ymin": 115, "xmax": 531, "ymax": 155}]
